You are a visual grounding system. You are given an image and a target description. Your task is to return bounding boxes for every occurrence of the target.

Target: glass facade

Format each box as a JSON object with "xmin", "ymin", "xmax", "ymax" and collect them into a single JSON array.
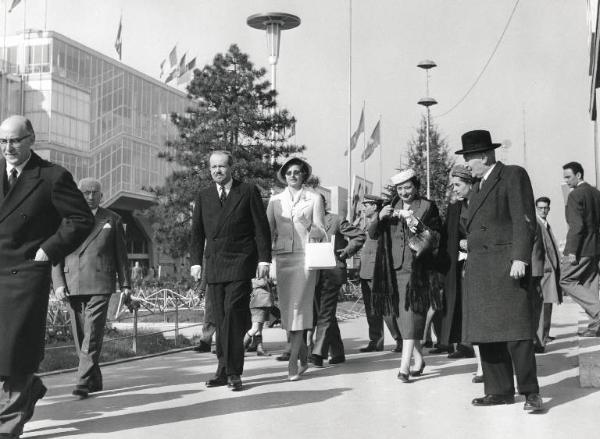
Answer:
[{"xmin": 0, "ymin": 30, "xmax": 187, "ymax": 208}]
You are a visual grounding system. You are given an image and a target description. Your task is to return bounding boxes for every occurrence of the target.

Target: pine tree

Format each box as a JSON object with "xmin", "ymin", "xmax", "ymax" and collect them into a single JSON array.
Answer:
[
  {"xmin": 147, "ymin": 44, "xmax": 304, "ymax": 258},
  {"xmin": 405, "ymin": 115, "xmax": 455, "ymax": 216}
]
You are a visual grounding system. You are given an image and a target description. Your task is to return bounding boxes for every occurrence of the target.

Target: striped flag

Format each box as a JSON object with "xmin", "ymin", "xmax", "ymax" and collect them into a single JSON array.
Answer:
[
  {"xmin": 345, "ymin": 106, "xmax": 364, "ymax": 156},
  {"xmin": 114, "ymin": 17, "xmax": 122, "ymax": 60},
  {"xmin": 8, "ymin": 0, "xmax": 21, "ymax": 13},
  {"xmin": 361, "ymin": 120, "xmax": 380, "ymax": 162},
  {"xmin": 186, "ymin": 57, "xmax": 196, "ymax": 72},
  {"xmin": 159, "ymin": 59, "xmax": 166, "ymax": 78},
  {"xmin": 178, "ymin": 53, "xmax": 187, "ymax": 76}
]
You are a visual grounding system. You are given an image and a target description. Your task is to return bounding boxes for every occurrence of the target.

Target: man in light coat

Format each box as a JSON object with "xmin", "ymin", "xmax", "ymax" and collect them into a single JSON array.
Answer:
[{"xmin": 52, "ymin": 178, "xmax": 131, "ymax": 399}]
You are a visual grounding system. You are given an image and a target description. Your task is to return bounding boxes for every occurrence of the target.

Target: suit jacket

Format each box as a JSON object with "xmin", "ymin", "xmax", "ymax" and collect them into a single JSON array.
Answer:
[
  {"xmin": 51, "ymin": 207, "xmax": 130, "ymax": 296},
  {"xmin": 190, "ymin": 179, "xmax": 271, "ymax": 284},
  {"xmin": 0, "ymin": 152, "xmax": 93, "ymax": 375},
  {"xmin": 321, "ymin": 211, "xmax": 365, "ymax": 285},
  {"xmin": 267, "ymin": 187, "xmax": 326, "ymax": 254},
  {"xmin": 534, "ymin": 218, "xmax": 562, "ymax": 304},
  {"xmin": 462, "ymin": 162, "xmax": 536, "ymax": 343},
  {"xmin": 359, "ymin": 215, "xmax": 379, "ymax": 280},
  {"xmin": 564, "ymin": 182, "xmax": 600, "ymax": 258}
]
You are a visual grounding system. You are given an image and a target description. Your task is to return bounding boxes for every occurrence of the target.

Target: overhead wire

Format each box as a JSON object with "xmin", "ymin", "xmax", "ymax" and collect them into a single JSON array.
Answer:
[{"xmin": 435, "ymin": 0, "xmax": 520, "ymax": 118}]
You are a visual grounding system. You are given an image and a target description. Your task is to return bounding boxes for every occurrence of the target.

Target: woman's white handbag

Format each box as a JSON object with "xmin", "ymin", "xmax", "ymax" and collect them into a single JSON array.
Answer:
[{"xmin": 305, "ymin": 236, "xmax": 337, "ymax": 270}]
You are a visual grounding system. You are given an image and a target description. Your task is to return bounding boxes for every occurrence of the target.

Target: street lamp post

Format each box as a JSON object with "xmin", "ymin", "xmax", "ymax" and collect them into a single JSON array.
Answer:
[{"xmin": 417, "ymin": 59, "xmax": 437, "ymax": 200}]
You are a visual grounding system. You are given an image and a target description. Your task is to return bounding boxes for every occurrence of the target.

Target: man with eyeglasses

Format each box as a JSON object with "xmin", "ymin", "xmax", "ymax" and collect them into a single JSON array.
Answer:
[
  {"xmin": 52, "ymin": 178, "xmax": 131, "ymax": 399},
  {"xmin": 530, "ymin": 197, "xmax": 562, "ymax": 353},
  {"xmin": 0, "ymin": 115, "xmax": 93, "ymax": 438}
]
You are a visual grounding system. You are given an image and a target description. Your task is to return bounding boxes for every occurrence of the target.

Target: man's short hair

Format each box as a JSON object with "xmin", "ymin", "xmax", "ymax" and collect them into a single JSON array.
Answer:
[
  {"xmin": 210, "ymin": 150, "xmax": 233, "ymax": 166},
  {"xmin": 562, "ymin": 161, "xmax": 584, "ymax": 178},
  {"xmin": 535, "ymin": 196, "xmax": 550, "ymax": 206}
]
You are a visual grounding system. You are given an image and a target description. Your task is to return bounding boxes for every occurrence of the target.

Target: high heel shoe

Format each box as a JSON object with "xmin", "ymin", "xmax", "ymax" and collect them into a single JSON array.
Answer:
[
  {"xmin": 409, "ymin": 361, "xmax": 426, "ymax": 377},
  {"xmin": 288, "ymin": 361, "xmax": 300, "ymax": 381},
  {"xmin": 397, "ymin": 371, "xmax": 410, "ymax": 383}
]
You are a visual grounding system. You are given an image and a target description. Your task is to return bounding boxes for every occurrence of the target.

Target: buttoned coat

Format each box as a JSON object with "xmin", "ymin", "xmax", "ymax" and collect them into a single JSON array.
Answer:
[
  {"xmin": 51, "ymin": 207, "xmax": 130, "ymax": 296},
  {"xmin": 462, "ymin": 162, "xmax": 536, "ymax": 343},
  {"xmin": 563, "ymin": 182, "xmax": 600, "ymax": 258},
  {"xmin": 0, "ymin": 152, "xmax": 93, "ymax": 375},
  {"xmin": 190, "ymin": 179, "xmax": 271, "ymax": 284}
]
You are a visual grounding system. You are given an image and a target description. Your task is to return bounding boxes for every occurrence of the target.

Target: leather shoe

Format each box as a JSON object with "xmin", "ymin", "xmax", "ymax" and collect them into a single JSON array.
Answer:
[
  {"xmin": 311, "ymin": 354, "xmax": 324, "ymax": 367},
  {"xmin": 329, "ymin": 355, "xmax": 345, "ymax": 365},
  {"xmin": 359, "ymin": 344, "xmax": 382, "ymax": 352},
  {"xmin": 193, "ymin": 341, "xmax": 212, "ymax": 353},
  {"xmin": 472, "ymin": 374, "xmax": 484, "ymax": 384},
  {"xmin": 228, "ymin": 375, "xmax": 243, "ymax": 391},
  {"xmin": 72, "ymin": 385, "xmax": 89, "ymax": 399},
  {"xmin": 276, "ymin": 352, "xmax": 291, "ymax": 361},
  {"xmin": 578, "ymin": 328, "xmax": 600, "ymax": 337},
  {"xmin": 534, "ymin": 344, "xmax": 546, "ymax": 354},
  {"xmin": 397, "ymin": 371, "xmax": 410, "ymax": 383},
  {"xmin": 448, "ymin": 347, "xmax": 475, "ymax": 359},
  {"xmin": 523, "ymin": 393, "xmax": 543, "ymax": 412},
  {"xmin": 409, "ymin": 361, "xmax": 425, "ymax": 377},
  {"xmin": 391, "ymin": 342, "xmax": 403, "ymax": 353},
  {"xmin": 472, "ymin": 394, "xmax": 515, "ymax": 406},
  {"xmin": 205, "ymin": 376, "xmax": 228, "ymax": 387},
  {"xmin": 23, "ymin": 376, "xmax": 47, "ymax": 425}
]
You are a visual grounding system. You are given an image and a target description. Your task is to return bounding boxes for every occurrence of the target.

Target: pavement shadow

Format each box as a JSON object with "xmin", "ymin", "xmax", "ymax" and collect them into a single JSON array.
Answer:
[{"xmin": 28, "ymin": 388, "xmax": 351, "ymax": 438}]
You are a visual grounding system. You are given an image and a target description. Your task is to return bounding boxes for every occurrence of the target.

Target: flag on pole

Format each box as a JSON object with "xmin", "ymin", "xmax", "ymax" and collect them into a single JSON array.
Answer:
[
  {"xmin": 186, "ymin": 57, "xmax": 196, "ymax": 72},
  {"xmin": 169, "ymin": 45, "xmax": 178, "ymax": 67},
  {"xmin": 345, "ymin": 106, "xmax": 364, "ymax": 156},
  {"xmin": 114, "ymin": 17, "xmax": 122, "ymax": 60},
  {"xmin": 8, "ymin": 0, "xmax": 21, "ymax": 13},
  {"xmin": 178, "ymin": 53, "xmax": 187, "ymax": 76},
  {"xmin": 361, "ymin": 120, "xmax": 380, "ymax": 162},
  {"xmin": 159, "ymin": 59, "xmax": 166, "ymax": 78}
]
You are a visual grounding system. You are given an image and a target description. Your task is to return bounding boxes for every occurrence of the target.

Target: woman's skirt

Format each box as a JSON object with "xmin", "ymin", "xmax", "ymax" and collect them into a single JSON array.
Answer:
[
  {"xmin": 395, "ymin": 270, "xmax": 426, "ymax": 339},
  {"xmin": 275, "ymin": 251, "xmax": 318, "ymax": 331}
]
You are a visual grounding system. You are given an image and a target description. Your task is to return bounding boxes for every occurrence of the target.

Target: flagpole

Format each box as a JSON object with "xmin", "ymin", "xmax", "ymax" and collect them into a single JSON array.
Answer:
[
  {"xmin": 346, "ymin": 0, "xmax": 352, "ymax": 221},
  {"xmin": 43, "ymin": 0, "xmax": 47, "ymax": 31},
  {"xmin": 20, "ymin": 0, "xmax": 26, "ymax": 115},
  {"xmin": 3, "ymin": 1, "xmax": 7, "ymax": 73},
  {"xmin": 362, "ymin": 101, "xmax": 366, "ymax": 195},
  {"xmin": 379, "ymin": 115, "xmax": 382, "ymax": 193}
]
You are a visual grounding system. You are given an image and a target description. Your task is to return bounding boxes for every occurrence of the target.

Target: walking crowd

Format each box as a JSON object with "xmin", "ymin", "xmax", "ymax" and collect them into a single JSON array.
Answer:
[{"xmin": 1, "ymin": 114, "xmax": 600, "ymax": 437}]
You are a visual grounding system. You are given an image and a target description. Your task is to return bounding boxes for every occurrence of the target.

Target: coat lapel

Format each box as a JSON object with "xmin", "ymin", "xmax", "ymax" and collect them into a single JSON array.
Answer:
[
  {"xmin": 0, "ymin": 153, "xmax": 43, "ymax": 224},
  {"xmin": 466, "ymin": 162, "xmax": 504, "ymax": 228},
  {"xmin": 77, "ymin": 208, "xmax": 111, "ymax": 255},
  {"xmin": 213, "ymin": 180, "xmax": 243, "ymax": 237}
]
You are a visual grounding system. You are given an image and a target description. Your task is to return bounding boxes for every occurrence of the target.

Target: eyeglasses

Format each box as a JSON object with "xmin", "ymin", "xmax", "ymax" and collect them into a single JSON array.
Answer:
[
  {"xmin": 285, "ymin": 170, "xmax": 303, "ymax": 176},
  {"xmin": 82, "ymin": 190, "xmax": 100, "ymax": 197},
  {"xmin": 0, "ymin": 134, "xmax": 30, "ymax": 145}
]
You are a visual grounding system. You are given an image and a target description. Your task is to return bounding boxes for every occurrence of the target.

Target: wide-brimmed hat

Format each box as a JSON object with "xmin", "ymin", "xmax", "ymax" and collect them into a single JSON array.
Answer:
[
  {"xmin": 362, "ymin": 194, "xmax": 384, "ymax": 206},
  {"xmin": 454, "ymin": 130, "xmax": 501, "ymax": 155},
  {"xmin": 277, "ymin": 156, "xmax": 312, "ymax": 184},
  {"xmin": 450, "ymin": 164, "xmax": 475, "ymax": 183},
  {"xmin": 390, "ymin": 168, "xmax": 416, "ymax": 186}
]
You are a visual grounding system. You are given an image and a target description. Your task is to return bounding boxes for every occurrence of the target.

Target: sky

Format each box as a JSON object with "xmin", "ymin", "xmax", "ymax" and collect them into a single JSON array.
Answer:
[{"xmin": 3, "ymin": 0, "xmax": 594, "ymax": 240}]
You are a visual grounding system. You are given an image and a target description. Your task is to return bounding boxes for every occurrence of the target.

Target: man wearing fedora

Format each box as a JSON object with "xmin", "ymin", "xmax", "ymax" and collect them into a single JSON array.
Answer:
[
  {"xmin": 190, "ymin": 150, "xmax": 271, "ymax": 391},
  {"xmin": 457, "ymin": 129, "xmax": 543, "ymax": 412}
]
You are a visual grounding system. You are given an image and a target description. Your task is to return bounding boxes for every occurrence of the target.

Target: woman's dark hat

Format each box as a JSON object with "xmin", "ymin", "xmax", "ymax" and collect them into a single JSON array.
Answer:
[
  {"xmin": 454, "ymin": 130, "xmax": 501, "ymax": 155},
  {"xmin": 450, "ymin": 164, "xmax": 475, "ymax": 183},
  {"xmin": 277, "ymin": 156, "xmax": 312, "ymax": 184}
]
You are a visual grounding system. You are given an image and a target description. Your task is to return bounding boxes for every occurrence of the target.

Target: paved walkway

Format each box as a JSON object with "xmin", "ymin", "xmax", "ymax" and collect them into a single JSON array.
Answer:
[{"xmin": 24, "ymin": 298, "xmax": 600, "ymax": 439}]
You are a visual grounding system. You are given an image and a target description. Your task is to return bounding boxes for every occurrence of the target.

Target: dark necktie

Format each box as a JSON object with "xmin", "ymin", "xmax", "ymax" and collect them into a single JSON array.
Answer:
[
  {"xmin": 219, "ymin": 185, "xmax": 227, "ymax": 205},
  {"xmin": 7, "ymin": 168, "xmax": 17, "ymax": 191}
]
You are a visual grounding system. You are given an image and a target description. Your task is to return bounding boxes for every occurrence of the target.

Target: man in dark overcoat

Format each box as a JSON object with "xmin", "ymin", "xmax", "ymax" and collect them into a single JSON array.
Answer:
[
  {"xmin": 0, "ymin": 116, "xmax": 94, "ymax": 437},
  {"xmin": 52, "ymin": 178, "xmax": 131, "ymax": 399},
  {"xmin": 559, "ymin": 162, "xmax": 600, "ymax": 336},
  {"xmin": 190, "ymin": 150, "xmax": 271, "ymax": 391},
  {"xmin": 311, "ymin": 195, "xmax": 365, "ymax": 366},
  {"xmin": 457, "ymin": 129, "xmax": 543, "ymax": 412}
]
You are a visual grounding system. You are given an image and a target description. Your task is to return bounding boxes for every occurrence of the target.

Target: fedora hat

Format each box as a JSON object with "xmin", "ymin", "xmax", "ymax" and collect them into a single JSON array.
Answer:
[
  {"xmin": 454, "ymin": 130, "xmax": 501, "ymax": 155},
  {"xmin": 277, "ymin": 156, "xmax": 312, "ymax": 184}
]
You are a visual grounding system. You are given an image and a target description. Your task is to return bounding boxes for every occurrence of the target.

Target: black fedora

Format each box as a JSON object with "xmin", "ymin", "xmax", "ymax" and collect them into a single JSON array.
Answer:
[{"xmin": 454, "ymin": 130, "xmax": 501, "ymax": 155}]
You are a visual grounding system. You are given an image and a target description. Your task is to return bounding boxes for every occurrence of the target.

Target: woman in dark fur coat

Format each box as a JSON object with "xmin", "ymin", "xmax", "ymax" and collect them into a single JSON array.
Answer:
[{"xmin": 369, "ymin": 169, "xmax": 442, "ymax": 382}]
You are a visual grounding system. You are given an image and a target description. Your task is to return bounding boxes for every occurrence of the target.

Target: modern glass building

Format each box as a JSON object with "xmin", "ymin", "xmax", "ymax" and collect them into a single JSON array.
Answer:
[{"xmin": 0, "ymin": 29, "xmax": 188, "ymax": 273}]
